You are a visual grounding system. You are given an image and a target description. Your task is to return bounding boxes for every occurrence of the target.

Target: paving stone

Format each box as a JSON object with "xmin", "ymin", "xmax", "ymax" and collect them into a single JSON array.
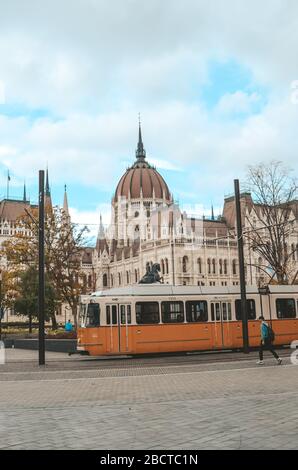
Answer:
[{"xmin": 0, "ymin": 349, "xmax": 297, "ymax": 449}]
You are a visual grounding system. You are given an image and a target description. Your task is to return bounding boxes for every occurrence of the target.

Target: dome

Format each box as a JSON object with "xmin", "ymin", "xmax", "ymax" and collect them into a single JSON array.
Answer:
[{"xmin": 114, "ymin": 124, "xmax": 171, "ymax": 202}]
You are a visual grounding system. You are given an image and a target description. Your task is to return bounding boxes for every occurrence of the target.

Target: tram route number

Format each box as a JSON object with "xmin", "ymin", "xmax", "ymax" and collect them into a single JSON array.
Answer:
[{"xmin": 99, "ymin": 453, "xmax": 199, "ymax": 467}]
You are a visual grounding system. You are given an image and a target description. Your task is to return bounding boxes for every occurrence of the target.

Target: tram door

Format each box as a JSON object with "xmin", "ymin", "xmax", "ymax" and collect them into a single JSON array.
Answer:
[
  {"xmin": 211, "ymin": 301, "xmax": 233, "ymax": 349},
  {"xmin": 106, "ymin": 304, "xmax": 132, "ymax": 354}
]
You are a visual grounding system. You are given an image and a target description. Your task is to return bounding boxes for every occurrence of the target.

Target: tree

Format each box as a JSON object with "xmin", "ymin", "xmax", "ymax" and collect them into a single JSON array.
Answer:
[
  {"xmin": 0, "ymin": 270, "xmax": 17, "ymax": 320},
  {"xmin": 244, "ymin": 161, "xmax": 298, "ymax": 284},
  {"xmin": 14, "ymin": 266, "xmax": 57, "ymax": 331},
  {"xmin": 1, "ymin": 205, "xmax": 89, "ymax": 327}
]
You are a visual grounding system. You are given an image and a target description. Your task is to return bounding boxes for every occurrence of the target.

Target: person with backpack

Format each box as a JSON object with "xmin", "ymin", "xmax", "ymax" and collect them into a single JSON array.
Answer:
[{"xmin": 257, "ymin": 315, "xmax": 282, "ymax": 365}]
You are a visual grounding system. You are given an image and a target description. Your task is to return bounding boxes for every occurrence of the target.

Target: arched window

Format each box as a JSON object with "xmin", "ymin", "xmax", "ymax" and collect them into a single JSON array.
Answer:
[
  {"xmin": 224, "ymin": 259, "xmax": 228, "ymax": 275},
  {"xmin": 135, "ymin": 269, "xmax": 138, "ymax": 283},
  {"xmin": 212, "ymin": 259, "xmax": 216, "ymax": 274},
  {"xmin": 161, "ymin": 259, "xmax": 165, "ymax": 275},
  {"xmin": 257, "ymin": 257, "xmax": 262, "ymax": 274},
  {"xmin": 207, "ymin": 258, "xmax": 211, "ymax": 275},
  {"xmin": 118, "ymin": 273, "xmax": 122, "ymax": 286},
  {"xmin": 110, "ymin": 274, "xmax": 114, "ymax": 287},
  {"xmin": 182, "ymin": 256, "xmax": 188, "ymax": 273},
  {"xmin": 197, "ymin": 258, "xmax": 202, "ymax": 274},
  {"xmin": 134, "ymin": 225, "xmax": 140, "ymax": 240},
  {"xmin": 165, "ymin": 258, "xmax": 169, "ymax": 274},
  {"xmin": 88, "ymin": 275, "xmax": 92, "ymax": 288},
  {"xmin": 232, "ymin": 259, "xmax": 237, "ymax": 275},
  {"xmin": 126, "ymin": 271, "xmax": 130, "ymax": 284},
  {"xmin": 103, "ymin": 273, "xmax": 108, "ymax": 287},
  {"xmin": 219, "ymin": 259, "xmax": 223, "ymax": 275},
  {"xmin": 83, "ymin": 274, "xmax": 87, "ymax": 288}
]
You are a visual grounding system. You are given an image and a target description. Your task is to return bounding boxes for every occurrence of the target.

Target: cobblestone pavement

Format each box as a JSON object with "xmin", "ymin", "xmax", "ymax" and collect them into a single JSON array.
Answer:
[{"xmin": 0, "ymin": 349, "xmax": 297, "ymax": 450}]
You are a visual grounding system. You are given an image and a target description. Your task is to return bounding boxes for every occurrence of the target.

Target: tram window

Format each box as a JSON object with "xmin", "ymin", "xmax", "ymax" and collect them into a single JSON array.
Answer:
[
  {"xmin": 186, "ymin": 301, "xmax": 208, "ymax": 322},
  {"xmin": 214, "ymin": 303, "xmax": 220, "ymax": 321},
  {"xmin": 222, "ymin": 303, "xmax": 227, "ymax": 320},
  {"xmin": 136, "ymin": 302, "xmax": 160, "ymax": 324},
  {"xmin": 211, "ymin": 303, "xmax": 214, "ymax": 321},
  {"xmin": 211, "ymin": 303, "xmax": 220, "ymax": 321},
  {"xmin": 161, "ymin": 301, "xmax": 184, "ymax": 323},
  {"xmin": 221, "ymin": 303, "xmax": 232, "ymax": 321},
  {"xmin": 127, "ymin": 305, "xmax": 131, "ymax": 324},
  {"xmin": 112, "ymin": 305, "xmax": 117, "ymax": 324},
  {"xmin": 276, "ymin": 299, "xmax": 296, "ymax": 319},
  {"xmin": 86, "ymin": 303, "xmax": 100, "ymax": 327},
  {"xmin": 106, "ymin": 305, "xmax": 117, "ymax": 325},
  {"xmin": 120, "ymin": 305, "xmax": 126, "ymax": 324},
  {"xmin": 235, "ymin": 299, "xmax": 256, "ymax": 320},
  {"xmin": 228, "ymin": 303, "xmax": 232, "ymax": 320},
  {"xmin": 106, "ymin": 305, "xmax": 111, "ymax": 325},
  {"xmin": 120, "ymin": 305, "xmax": 131, "ymax": 324}
]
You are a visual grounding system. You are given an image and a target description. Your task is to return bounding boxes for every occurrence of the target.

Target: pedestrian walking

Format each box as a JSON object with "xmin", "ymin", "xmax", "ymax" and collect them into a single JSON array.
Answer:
[
  {"xmin": 65, "ymin": 319, "xmax": 73, "ymax": 332},
  {"xmin": 256, "ymin": 315, "xmax": 282, "ymax": 365}
]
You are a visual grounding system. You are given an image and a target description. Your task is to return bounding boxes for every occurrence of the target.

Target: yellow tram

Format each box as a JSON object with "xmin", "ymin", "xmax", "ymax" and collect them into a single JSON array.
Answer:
[{"xmin": 77, "ymin": 284, "xmax": 298, "ymax": 356}]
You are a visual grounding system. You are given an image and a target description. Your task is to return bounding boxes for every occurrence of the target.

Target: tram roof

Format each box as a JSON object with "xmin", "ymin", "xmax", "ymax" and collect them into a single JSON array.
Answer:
[{"xmin": 89, "ymin": 284, "xmax": 298, "ymax": 298}]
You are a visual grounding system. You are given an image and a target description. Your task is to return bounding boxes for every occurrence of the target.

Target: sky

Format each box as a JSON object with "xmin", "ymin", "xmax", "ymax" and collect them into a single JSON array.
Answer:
[{"xmin": 0, "ymin": 0, "xmax": 298, "ymax": 238}]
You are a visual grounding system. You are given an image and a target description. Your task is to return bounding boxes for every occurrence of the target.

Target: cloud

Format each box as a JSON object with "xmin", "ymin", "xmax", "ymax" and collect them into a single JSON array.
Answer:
[
  {"xmin": 216, "ymin": 91, "xmax": 261, "ymax": 115},
  {"xmin": 0, "ymin": 0, "xmax": 298, "ymax": 213},
  {"xmin": 1, "ymin": 0, "xmax": 298, "ymax": 113}
]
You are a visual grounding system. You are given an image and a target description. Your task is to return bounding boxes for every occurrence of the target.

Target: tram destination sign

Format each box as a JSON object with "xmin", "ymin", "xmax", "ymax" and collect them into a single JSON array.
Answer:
[{"xmin": 258, "ymin": 286, "xmax": 270, "ymax": 295}]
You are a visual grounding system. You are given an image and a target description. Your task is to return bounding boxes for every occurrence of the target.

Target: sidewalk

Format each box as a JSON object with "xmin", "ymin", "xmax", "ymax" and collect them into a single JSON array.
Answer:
[{"xmin": 0, "ymin": 349, "xmax": 297, "ymax": 450}]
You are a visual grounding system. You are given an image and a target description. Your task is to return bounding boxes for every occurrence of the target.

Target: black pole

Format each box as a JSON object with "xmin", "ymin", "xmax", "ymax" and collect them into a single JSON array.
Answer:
[
  {"xmin": 234, "ymin": 179, "xmax": 249, "ymax": 353},
  {"xmin": 38, "ymin": 170, "xmax": 45, "ymax": 366}
]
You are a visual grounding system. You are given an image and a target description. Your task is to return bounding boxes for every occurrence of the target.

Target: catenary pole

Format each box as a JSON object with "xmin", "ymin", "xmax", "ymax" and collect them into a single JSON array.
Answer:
[
  {"xmin": 234, "ymin": 179, "xmax": 249, "ymax": 354},
  {"xmin": 38, "ymin": 170, "xmax": 45, "ymax": 365}
]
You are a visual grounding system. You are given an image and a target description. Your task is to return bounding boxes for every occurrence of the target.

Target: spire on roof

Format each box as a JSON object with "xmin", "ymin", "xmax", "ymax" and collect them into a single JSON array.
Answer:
[
  {"xmin": 96, "ymin": 213, "xmax": 107, "ymax": 252},
  {"xmin": 135, "ymin": 115, "xmax": 146, "ymax": 161},
  {"xmin": 45, "ymin": 168, "xmax": 51, "ymax": 197},
  {"xmin": 63, "ymin": 184, "xmax": 70, "ymax": 217},
  {"xmin": 44, "ymin": 167, "xmax": 52, "ymax": 210},
  {"xmin": 211, "ymin": 204, "xmax": 215, "ymax": 221},
  {"xmin": 98, "ymin": 213, "xmax": 105, "ymax": 239},
  {"xmin": 23, "ymin": 182, "xmax": 27, "ymax": 202}
]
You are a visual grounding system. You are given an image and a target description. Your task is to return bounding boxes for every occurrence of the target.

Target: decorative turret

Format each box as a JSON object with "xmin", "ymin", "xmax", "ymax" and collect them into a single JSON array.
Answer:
[
  {"xmin": 62, "ymin": 184, "xmax": 71, "ymax": 223},
  {"xmin": 44, "ymin": 168, "xmax": 52, "ymax": 210},
  {"xmin": 135, "ymin": 119, "xmax": 146, "ymax": 162},
  {"xmin": 23, "ymin": 182, "xmax": 27, "ymax": 202}
]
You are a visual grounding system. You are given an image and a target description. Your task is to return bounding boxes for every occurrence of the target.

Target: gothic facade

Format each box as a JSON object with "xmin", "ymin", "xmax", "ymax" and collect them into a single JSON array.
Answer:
[
  {"xmin": 92, "ymin": 127, "xmax": 298, "ymax": 291},
  {"xmin": 1, "ymin": 128, "xmax": 298, "ymax": 322}
]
